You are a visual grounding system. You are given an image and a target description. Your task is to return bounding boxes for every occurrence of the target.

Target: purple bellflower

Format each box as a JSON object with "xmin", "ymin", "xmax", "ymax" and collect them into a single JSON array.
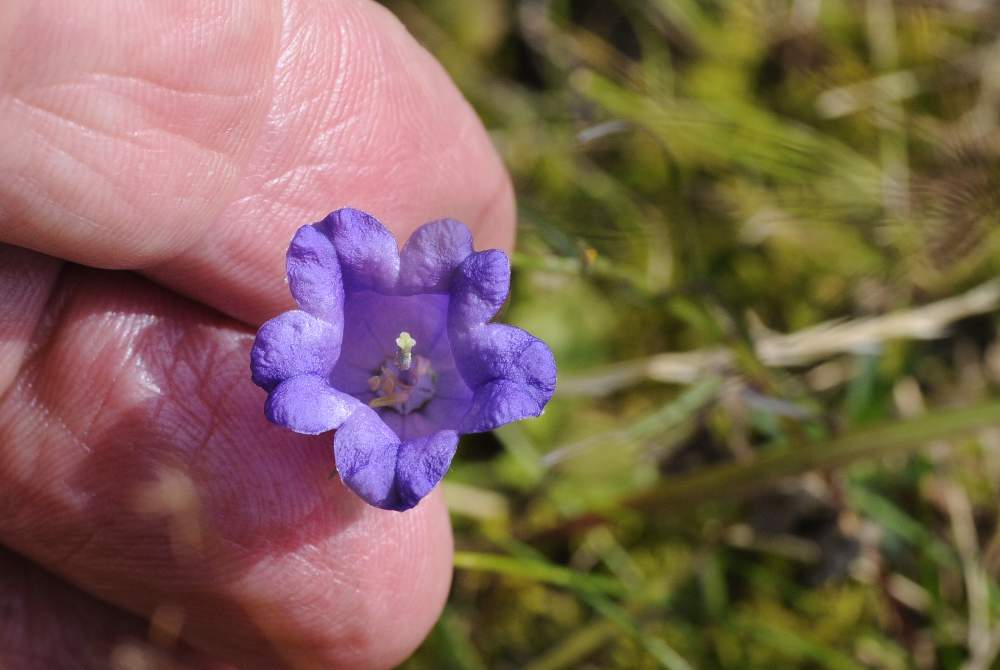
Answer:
[{"xmin": 250, "ymin": 208, "xmax": 557, "ymax": 511}]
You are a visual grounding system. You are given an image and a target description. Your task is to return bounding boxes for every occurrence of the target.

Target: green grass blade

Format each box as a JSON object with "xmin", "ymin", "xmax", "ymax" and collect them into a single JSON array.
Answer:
[{"xmin": 452, "ymin": 551, "xmax": 627, "ymax": 598}]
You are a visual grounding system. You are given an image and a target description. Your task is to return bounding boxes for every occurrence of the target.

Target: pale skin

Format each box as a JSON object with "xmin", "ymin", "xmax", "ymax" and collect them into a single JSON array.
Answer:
[{"xmin": 0, "ymin": 1, "xmax": 515, "ymax": 668}]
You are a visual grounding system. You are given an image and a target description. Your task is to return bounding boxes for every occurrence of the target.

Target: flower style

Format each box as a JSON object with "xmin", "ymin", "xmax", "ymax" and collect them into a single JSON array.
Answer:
[{"xmin": 251, "ymin": 208, "xmax": 556, "ymax": 511}]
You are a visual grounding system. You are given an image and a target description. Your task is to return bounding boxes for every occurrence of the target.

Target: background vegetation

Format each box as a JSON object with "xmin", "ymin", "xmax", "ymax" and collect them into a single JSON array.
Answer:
[{"xmin": 384, "ymin": 2, "xmax": 1000, "ymax": 668}]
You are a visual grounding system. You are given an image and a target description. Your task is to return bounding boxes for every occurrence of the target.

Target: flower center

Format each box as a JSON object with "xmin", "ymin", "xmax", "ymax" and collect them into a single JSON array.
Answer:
[{"xmin": 368, "ymin": 331, "xmax": 436, "ymax": 414}]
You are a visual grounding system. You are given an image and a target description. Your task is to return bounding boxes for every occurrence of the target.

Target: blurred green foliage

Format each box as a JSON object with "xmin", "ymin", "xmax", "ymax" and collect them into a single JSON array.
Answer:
[{"xmin": 386, "ymin": 1, "xmax": 1000, "ymax": 668}]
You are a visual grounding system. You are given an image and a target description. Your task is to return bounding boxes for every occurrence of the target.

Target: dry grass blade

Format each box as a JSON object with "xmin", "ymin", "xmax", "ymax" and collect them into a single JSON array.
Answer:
[{"xmin": 562, "ymin": 280, "xmax": 1000, "ymax": 396}]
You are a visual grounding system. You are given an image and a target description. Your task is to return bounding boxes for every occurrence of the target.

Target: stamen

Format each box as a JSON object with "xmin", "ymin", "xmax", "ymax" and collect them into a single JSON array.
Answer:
[
  {"xmin": 369, "ymin": 395, "xmax": 401, "ymax": 409},
  {"xmin": 367, "ymin": 347, "xmax": 436, "ymax": 415}
]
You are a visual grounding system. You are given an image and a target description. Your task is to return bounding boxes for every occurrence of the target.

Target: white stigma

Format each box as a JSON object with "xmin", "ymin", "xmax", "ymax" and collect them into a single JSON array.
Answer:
[{"xmin": 395, "ymin": 331, "xmax": 416, "ymax": 370}]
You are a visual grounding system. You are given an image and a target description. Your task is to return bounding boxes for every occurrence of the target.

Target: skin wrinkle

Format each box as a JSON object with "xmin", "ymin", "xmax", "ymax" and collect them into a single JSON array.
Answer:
[
  {"xmin": 277, "ymin": 6, "xmax": 352, "ymax": 162},
  {"xmin": 9, "ymin": 92, "xmax": 152, "ymax": 159},
  {"xmin": 337, "ymin": 5, "xmax": 387, "ymax": 160},
  {"xmin": 76, "ymin": 312, "xmax": 164, "ymax": 448},
  {"xmin": 137, "ymin": 6, "xmax": 284, "ymax": 272},
  {"xmin": 21, "ymin": 65, "xmax": 262, "ymax": 161},
  {"xmin": 0, "ymin": 250, "xmax": 62, "ymax": 395},
  {"xmin": 10, "ymin": 105, "xmax": 128, "ymax": 237},
  {"xmin": 109, "ymin": 2, "xmax": 273, "ymax": 101},
  {"xmin": 0, "ymin": 270, "xmax": 93, "ymax": 502},
  {"xmin": 0, "ymin": 0, "xmax": 282, "ymax": 268},
  {"xmin": 6, "ymin": 380, "xmax": 91, "ymax": 483},
  {"xmin": 8, "ymin": 118, "xmax": 188, "ymax": 264},
  {"xmin": 85, "ymin": 70, "xmax": 268, "ymax": 100},
  {"xmin": 257, "ymin": 161, "xmax": 341, "ymax": 194},
  {"xmin": 0, "ymin": 173, "xmax": 97, "ymax": 245}
]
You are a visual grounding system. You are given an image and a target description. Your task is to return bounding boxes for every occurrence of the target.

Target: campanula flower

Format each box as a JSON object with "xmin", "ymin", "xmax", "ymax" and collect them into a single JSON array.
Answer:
[{"xmin": 251, "ymin": 208, "xmax": 556, "ymax": 511}]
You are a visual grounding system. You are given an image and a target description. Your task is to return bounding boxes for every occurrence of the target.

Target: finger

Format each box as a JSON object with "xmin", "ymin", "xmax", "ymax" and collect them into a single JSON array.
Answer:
[
  {"xmin": 0, "ymin": 0, "xmax": 281, "ymax": 267},
  {"xmin": 0, "ymin": 249, "xmax": 454, "ymax": 669},
  {"xmin": 0, "ymin": 546, "xmax": 229, "ymax": 670},
  {"xmin": 0, "ymin": 0, "xmax": 516, "ymax": 325}
]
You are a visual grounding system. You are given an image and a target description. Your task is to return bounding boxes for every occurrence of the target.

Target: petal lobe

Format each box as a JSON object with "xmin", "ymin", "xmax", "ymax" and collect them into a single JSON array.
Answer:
[
  {"xmin": 320, "ymin": 208, "xmax": 400, "ymax": 292},
  {"xmin": 265, "ymin": 375, "xmax": 358, "ymax": 434},
  {"xmin": 399, "ymin": 219, "xmax": 474, "ymax": 294},
  {"xmin": 395, "ymin": 431, "xmax": 459, "ymax": 509},
  {"xmin": 334, "ymin": 406, "xmax": 401, "ymax": 509},
  {"xmin": 286, "ymin": 224, "xmax": 345, "ymax": 320},
  {"xmin": 449, "ymin": 249, "xmax": 510, "ymax": 328},
  {"xmin": 250, "ymin": 310, "xmax": 340, "ymax": 391}
]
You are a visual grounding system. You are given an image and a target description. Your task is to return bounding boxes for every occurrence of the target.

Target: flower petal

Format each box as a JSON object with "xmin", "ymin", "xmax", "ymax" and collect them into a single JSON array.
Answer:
[
  {"xmin": 398, "ymin": 219, "xmax": 473, "ymax": 294},
  {"xmin": 376, "ymin": 411, "xmax": 428, "ymax": 442},
  {"xmin": 319, "ymin": 208, "xmax": 399, "ymax": 293},
  {"xmin": 330, "ymin": 291, "xmax": 452, "ymax": 392},
  {"xmin": 286, "ymin": 224, "xmax": 345, "ymax": 320},
  {"xmin": 452, "ymin": 324, "xmax": 556, "ymax": 432},
  {"xmin": 250, "ymin": 310, "xmax": 340, "ymax": 391},
  {"xmin": 422, "ymin": 396, "xmax": 473, "ymax": 432},
  {"xmin": 454, "ymin": 323, "xmax": 556, "ymax": 391},
  {"xmin": 334, "ymin": 405, "xmax": 401, "ymax": 509},
  {"xmin": 395, "ymin": 430, "xmax": 459, "ymax": 510},
  {"xmin": 461, "ymin": 379, "xmax": 548, "ymax": 433},
  {"xmin": 334, "ymin": 407, "xmax": 458, "ymax": 511},
  {"xmin": 448, "ymin": 249, "xmax": 510, "ymax": 328},
  {"xmin": 265, "ymin": 374, "xmax": 359, "ymax": 434}
]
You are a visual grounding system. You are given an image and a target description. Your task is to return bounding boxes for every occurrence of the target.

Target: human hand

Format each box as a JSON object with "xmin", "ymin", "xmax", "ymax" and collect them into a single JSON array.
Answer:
[{"xmin": 0, "ymin": 1, "xmax": 514, "ymax": 667}]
